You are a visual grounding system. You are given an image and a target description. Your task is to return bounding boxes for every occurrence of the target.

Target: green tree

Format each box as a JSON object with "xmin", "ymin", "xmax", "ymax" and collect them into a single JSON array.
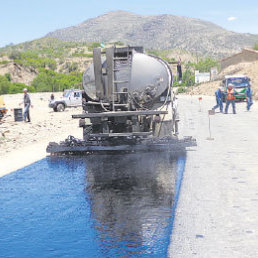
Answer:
[
  {"xmin": 4, "ymin": 73, "xmax": 11, "ymax": 82},
  {"xmin": 88, "ymin": 42, "xmax": 101, "ymax": 51},
  {"xmin": 32, "ymin": 70, "xmax": 82, "ymax": 92},
  {"xmin": 193, "ymin": 58, "xmax": 219, "ymax": 73},
  {"xmin": 9, "ymin": 50, "xmax": 21, "ymax": 60},
  {"xmin": 0, "ymin": 75, "xmax": 11, "ymax": 94},
  {"xmin": 64, "ymin": 62, "xmax": 79, "ymax": 73},
  {"xmin": 32, "ymin": 70, "xmax": 57, "ymax": 92},
  {"xmin": 8, "ymin": 83, "xmax": 35, "ymax": 94},
  {"xmin": 254, "ymin": 43, "xmax": 258, "ymax": 51}
]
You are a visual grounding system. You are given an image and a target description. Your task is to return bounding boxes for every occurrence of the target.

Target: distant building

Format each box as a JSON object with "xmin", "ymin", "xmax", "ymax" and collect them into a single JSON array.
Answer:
[
  {"xmin": 221, "ymin": 48, "xmax": 258, "ymax": 70},
  {"xmin": 195, "ymin": 70, "xmax": 210, "ymax": 84}
]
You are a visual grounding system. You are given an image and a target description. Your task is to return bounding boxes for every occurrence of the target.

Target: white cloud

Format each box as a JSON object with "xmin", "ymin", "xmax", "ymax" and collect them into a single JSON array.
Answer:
[{"xmin": 227, "ymin": 16, "xmax": 237, "ymax": 21}]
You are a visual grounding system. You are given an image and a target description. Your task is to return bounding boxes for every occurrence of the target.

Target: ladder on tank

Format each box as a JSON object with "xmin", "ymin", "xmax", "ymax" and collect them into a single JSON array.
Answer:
[{"xmin": 111, "ymin": 48, "xmax": 132, "ymax": 111}]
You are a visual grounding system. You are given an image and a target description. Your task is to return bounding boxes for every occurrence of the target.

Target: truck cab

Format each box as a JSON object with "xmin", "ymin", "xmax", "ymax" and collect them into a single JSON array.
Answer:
[
  {"xmin": 222, "ymin": 75, "xmax": 251, "ymax": 102},
  {"xmin": 49, "ymin": 89, "xmax": 82, "ymax": 112}
]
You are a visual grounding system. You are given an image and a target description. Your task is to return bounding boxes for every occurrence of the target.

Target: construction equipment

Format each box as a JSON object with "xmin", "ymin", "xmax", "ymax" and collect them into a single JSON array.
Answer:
[
  {"xmin": 221, "ymin": 75, "xmax": 251, "ymax": 102},
  {"xmin": 47, "ymin": 46, "xmax": 196, "ymax": 155}
]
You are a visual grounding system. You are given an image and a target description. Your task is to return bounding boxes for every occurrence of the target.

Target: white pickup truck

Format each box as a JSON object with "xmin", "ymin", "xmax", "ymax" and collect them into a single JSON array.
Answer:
[{"xmin": 49, "ymin": 89, "xmax": 82, "ymax": 112}]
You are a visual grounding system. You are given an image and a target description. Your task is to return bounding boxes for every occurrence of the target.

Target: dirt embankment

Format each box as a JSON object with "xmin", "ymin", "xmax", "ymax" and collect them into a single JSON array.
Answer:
[
  {"xmin": 188, "ymin": 60, "xmax": 258, "ymax": 99},
  {"xmin": 0, "ymin": 92, "xmax": 82, "ymax": 176},
  {"xmin": 0, "ymin": 61, "xmax": 38, "ymax": 85}
]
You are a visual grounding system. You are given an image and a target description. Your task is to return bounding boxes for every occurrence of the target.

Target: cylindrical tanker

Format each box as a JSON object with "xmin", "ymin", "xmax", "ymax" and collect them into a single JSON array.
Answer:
[
  {"xmin": 83, "ymin": 47, "xmax": 172, "ymax": 110},
  {"xmin": 46, "ymin": 47, "xmax": 195, "ymax": 155}
]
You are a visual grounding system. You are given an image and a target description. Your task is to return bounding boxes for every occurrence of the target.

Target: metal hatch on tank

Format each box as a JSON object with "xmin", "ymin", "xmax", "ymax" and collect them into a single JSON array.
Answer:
[{"xmin": 47, "ymin": 46, "xmax": 196, "ymax": 155}]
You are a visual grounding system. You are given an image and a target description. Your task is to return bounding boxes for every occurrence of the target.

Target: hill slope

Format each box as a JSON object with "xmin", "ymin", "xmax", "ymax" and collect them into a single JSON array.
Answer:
[{"xmin": 46, "ymin": 11, "xmax": 258, "ymax": 58}]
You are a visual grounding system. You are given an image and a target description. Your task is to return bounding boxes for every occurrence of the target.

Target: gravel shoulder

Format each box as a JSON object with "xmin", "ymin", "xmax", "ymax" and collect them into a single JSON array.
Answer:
[
  {"xmin": 0, "ymin": 92, "xmax": 82, "ymax": 177},
  {"xmin": 169, "ymin": 95, "xmax": 258, "ymax": 257}
]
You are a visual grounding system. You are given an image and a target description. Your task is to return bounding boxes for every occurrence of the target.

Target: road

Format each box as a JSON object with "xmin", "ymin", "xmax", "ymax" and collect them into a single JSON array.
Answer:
[{"xmin": 169, "ymin": 95, "xmax": 258, "ymax": 257}]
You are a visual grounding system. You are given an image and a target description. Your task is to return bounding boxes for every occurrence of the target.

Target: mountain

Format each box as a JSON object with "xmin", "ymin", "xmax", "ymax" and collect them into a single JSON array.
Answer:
[{"xmin": 46, "ymin": 11, "xmax": 258, "ymax": 58}]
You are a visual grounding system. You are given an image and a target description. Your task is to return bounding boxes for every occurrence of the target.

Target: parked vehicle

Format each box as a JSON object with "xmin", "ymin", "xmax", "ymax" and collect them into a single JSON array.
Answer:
[
  {"xmin": 0, "ymin": 96, "xmax": 7, "ymax": 120},
  {"xmin": 221, "ymin": 75, "xmax": 251, "ymax": 102},
  {"xmin": 48, "ymin": 89, "xmax": 82, "ymax": 112}
]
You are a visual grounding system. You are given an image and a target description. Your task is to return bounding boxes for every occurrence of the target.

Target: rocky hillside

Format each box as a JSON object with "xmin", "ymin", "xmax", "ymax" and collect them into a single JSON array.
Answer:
[
  {"xmin": 0, "ymin": 37, "xmax": 197, "ymax": 90},
  {"xmin": 46, "ymin": 11, "xmax": 258, "ymax": 58}
]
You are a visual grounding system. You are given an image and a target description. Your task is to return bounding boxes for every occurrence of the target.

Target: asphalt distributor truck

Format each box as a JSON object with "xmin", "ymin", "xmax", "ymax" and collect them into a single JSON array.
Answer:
[{"xmin": 47, "ymin": 46, "xmax": 195, "ymax": 155}]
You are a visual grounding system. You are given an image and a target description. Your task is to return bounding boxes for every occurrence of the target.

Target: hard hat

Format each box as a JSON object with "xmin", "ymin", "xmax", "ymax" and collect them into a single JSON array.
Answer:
[{"xmin": 23, "ymin": 88, "xmax": 28, "ymax": 92}]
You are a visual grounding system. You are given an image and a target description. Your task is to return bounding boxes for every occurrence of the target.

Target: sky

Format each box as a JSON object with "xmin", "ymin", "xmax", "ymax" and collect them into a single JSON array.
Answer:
[{"xmin": 0, "ymin": 0, "xmax": 258, "ymax": 47}]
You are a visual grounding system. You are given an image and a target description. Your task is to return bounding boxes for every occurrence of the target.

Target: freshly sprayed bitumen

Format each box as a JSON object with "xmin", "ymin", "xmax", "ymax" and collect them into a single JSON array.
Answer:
[{"xmin": 0, "ymin": 152, "xmax": 186, "ymax": 257}]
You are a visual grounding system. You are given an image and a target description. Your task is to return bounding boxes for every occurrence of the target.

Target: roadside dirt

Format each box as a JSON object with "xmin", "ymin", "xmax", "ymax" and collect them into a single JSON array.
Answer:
[{"xmin": 0, "ymin": 92, "xmax": 82, "ymax": 176}]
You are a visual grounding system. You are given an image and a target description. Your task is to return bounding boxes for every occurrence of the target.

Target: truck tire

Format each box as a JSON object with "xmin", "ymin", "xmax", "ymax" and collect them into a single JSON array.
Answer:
[
  {"xmin": 53, "ymin": 107, "xmax": 58, "ymax": 112},
  {"xmin": 57, "ymin": 103, "xmax": 65, "ymax": 112}
]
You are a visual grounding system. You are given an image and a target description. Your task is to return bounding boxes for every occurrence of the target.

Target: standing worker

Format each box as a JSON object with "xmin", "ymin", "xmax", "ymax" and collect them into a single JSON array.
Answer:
[
  {"xmin": 20, "ymin": 88, "xmax": 33, "ymax": 122},
  {"xmin": 212, "ymin": 86, "xmax": 223, "ymax": 112},
  {"xmin": 177, "ymin": 58, "xmax": 182, "ymax": 84},
  {"xmin": 246, "ymin": 84, "xmax": 253, "ymax": 111},
  {"xmin": 50, "ymin": 93, "xmax": 55, "ymax": 101},
  {"xmin": 224, "ymin": 84, "xmax": 236, "ymax": 114}
]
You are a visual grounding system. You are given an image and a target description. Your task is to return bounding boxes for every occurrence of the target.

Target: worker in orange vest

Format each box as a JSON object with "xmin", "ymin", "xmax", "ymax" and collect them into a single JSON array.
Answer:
[{"xmin": 224, "ymin": 84, "xmax": 236, "ymax": 114}]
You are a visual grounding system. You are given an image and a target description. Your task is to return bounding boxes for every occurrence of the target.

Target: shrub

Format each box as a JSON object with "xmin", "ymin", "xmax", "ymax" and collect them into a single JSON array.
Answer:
[
  {"xmin": 8, "ymin": 50, "xmax": 57, "ymax": 70},
  {"xmin": 0, "ymin": 60, "xmax": 9, "ymax": 65},
  {"xmin": 72, "ymin": 53, "xmax": 93, "ymax": 58},
  {"xmin": 177, "ymin": 86, "xmax": 187, "ymax": 93},
  {"xmin": 64, "ymin": 62, "xmax": 79, "ymax": 73},
  {"xmin": 5, "ymin": 73, "xmax": 11, "ymax": 82},
  {"xmin": 8, "ymin": 83, "xmax": 35, "ymax": 94},
  {"xmin": 88, "ymin": 42, "xmax": 101, "ymax": 51},
  {"xmin": 0, "ymin": 75, "xmax": 12, "ymax": 94},
  {"xmin": 112, "ymin": 41, "xmax": 124, "ymax": 46},
  {"xmin": 191, "ymin": 58, "xmax": 219, "ymax": 73},
  {"xmin": 32, "ymin": 70, "xmax": 82, "ymax": 92},
  {"xmin": 31, "ymin": 70, "xmax": 56, "ymax": 92},
  {"xmin": 9, "ymin": 50, "xmax": 21, "ymax": 60}
]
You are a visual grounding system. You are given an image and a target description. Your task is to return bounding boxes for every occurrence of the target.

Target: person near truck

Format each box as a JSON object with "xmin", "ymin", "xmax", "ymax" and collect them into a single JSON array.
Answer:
[
  {"xmin": 246, "ymin": 84, "xmax": 253, "ymax": 111},
  {"xmin": 224, "ymin": 84, "xmax": 236, "ymax": 114},
  {"xmin": 212, "ymin": 86, "xmax": 223, "ymax": 112},
  {"xmin": 20, "ymin": 88, "xmax": 33, "ymax": 122}
]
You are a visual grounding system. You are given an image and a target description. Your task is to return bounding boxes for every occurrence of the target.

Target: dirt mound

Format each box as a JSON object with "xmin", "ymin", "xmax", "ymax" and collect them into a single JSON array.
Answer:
[{"xmin": 0, "ymin": 61, "xmax": 38, "ymax": 85}]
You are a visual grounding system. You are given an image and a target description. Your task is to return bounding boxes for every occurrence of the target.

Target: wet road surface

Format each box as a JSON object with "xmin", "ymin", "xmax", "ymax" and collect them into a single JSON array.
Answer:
[{"xmin": 0, "ymin": 152, "xmax": 185, "ymax": 257}]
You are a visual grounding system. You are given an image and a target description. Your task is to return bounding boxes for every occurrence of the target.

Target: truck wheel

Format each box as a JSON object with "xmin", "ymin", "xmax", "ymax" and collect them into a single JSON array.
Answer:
[
  {"xmin": 57, "ymin": 103, "xmax": 65, "ymax": 112},
  {"xmin": 53, "ymin": 107, "xmax": 57, "ymax": 112}
]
